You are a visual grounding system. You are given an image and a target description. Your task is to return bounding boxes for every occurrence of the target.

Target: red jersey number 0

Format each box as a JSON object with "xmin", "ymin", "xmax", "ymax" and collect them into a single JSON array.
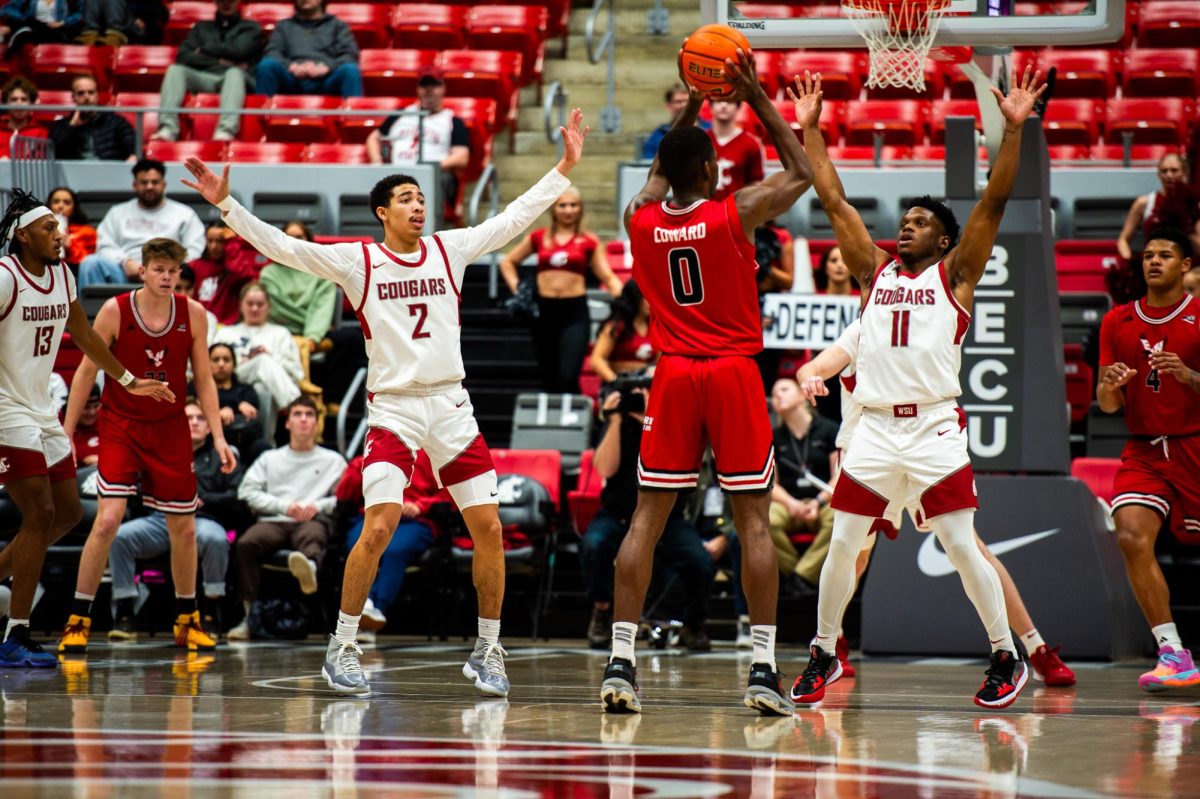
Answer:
[{"xmin": 669, "ymin": 247, "xmax": 704, "ymax": 306}]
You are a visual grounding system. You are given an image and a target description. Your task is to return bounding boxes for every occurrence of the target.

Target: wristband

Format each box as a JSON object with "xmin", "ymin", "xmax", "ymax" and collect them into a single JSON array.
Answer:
[{"xmin": 118, "ymin": 370, "xmax": 135, "ymax": 387}]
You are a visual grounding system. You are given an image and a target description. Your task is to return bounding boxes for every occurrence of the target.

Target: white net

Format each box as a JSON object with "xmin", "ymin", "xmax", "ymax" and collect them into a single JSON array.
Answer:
[{"xmin": 842, "ymin": 0, "xmax": 952, "ymax": 92}]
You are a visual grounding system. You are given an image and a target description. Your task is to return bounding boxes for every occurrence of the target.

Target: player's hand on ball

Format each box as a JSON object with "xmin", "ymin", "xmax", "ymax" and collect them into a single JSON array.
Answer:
[
  {"xmin": 676, "ymin": 43, "xmax": 706, "ymax": 103},
  {"xmin": 1101, "ymin": 362, "xmax": 1136, "ymax": 388},
  {"xmin": 181, "ymin": 157, "xmax": 231, "ymax": 205},
  {"xmin": 557, "ymin": 107, "xmax": 590, "ymax": 172},
  {"xmin": 721, "ymin": 48, "xmax": 760, "ymax": 101},
  {"xmin": 991, "ymin": 65, "xmax": 1048, "ymax": 127},
  {"xmin": 798, "ymin": 373, "xmax": 828, "ymax": 401},
  {"xmin": 788, "ymin": 71, "xmax": 824, "ymax": 130},
  {"xmin": 128, "ymin": 377, "xmax": 175, "ymax": 403}
]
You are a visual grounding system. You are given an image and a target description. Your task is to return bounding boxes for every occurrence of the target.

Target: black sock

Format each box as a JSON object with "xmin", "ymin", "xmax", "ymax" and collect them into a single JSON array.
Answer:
[
  {"xmin": 175, "ymin": 596, "xmax": 197, "ymax": 617},
  {"xmin": 71, "ymin": 597, "xmax": 93, "ymax": 617},
  {"xmin": 115, "ymin": 597, "xmax": 135, "ymax": 621}
]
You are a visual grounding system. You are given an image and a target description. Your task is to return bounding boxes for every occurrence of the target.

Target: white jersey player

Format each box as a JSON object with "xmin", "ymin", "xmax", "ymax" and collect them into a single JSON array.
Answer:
[
  {"xmin": 788, "ymin": 68, "xmax": 1047, "ymax": 710},
  {"xmin": 0, "ymin": 190, "xmax": 172, "ymax": 668},
  {"xmin": 183, "ymin": 108, "xmax": 592, "ymax": 698}
]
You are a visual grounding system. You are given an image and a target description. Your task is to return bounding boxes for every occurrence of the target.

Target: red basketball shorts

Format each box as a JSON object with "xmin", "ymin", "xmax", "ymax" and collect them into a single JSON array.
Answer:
[
  {"xmin": 637, "ymin": 354, "xmax": 774, "ymax": 493},
  {"xmin": 1112, "ymin": 436, "xmax": 1200, "ymax": 538},
  {"xmin": 97, "ymin": 412, "xmax": 197, "ymax": 514}
]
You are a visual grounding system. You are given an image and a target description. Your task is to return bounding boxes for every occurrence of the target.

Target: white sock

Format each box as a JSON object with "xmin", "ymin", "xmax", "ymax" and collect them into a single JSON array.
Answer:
[
  {"xmin": 1021, "ymin": 628, "xmax": 1045, "ymax": 652},
  {"xmin": 751, "ymin": 625, "xmax": 777, "ymax": 670},
  {"xmin": 74, "ymin": 591, "xmax": 94, "ymax": 602},
  {"xmin": 929, "ymin": 510, "xmax": 1014, "ymax": 654},
  {"xmin": 1152, "ymin": 622, "xmax": 1183, "ymax": 651},
  {"xmin": 5, "ymin": 619, "xmax": 29, "ymax": 640},
  {"xmin": 815, "ymin": 512, "xmax": 873, "ymax": 652},
  {"xmin": 335, "ymin": 611, "xmax": 360, "ymax": 646},
  {"xmin": 477, "ymin": 616, "xmax": 500, "ymax": 646},
  {"xmin": 611, "ymin": 621, "xmax": 638, "ymax": 665}
]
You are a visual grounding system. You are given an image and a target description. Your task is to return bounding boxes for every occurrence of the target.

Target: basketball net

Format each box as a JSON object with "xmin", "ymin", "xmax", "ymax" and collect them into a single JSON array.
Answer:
[{"xmin": 842, "ymin": 0, "xmax": 952, "ymax": 92}]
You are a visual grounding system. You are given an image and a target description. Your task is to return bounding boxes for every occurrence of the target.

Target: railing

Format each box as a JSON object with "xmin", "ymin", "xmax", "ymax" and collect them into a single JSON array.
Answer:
[
  {"xmin": 467, "ymin": 162, "xmax": 502, "ymax": 299},
  {"xmin": 336, "ymin": 366, "xmax": 370, "ymax": 458},
  {"xmin": 542, "ymin": 80, "xmax": 568, "ymax": 157},
  {"xmin": 9, "ymin": 136, "xmax": 58, "ymax": 202},
  {"xmin": 585, "ymin": 0, "xmax": 621, "ymax": 134}
]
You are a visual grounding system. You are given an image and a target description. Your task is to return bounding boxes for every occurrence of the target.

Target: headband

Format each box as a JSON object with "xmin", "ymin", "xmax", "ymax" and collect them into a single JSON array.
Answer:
[{"xmin": 5, "ymin": 205, "xmax": 53, "ymax": 241}]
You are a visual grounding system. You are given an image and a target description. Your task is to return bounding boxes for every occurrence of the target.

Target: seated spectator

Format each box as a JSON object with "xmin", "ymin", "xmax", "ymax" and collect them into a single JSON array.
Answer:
[
  {"xmin": 1117, "ymin": 153, "xmax": 1200, "ymax": 264},
  {"xmin": 152, "ymin": 0, "xmax": 264, "ymax": 143},
  {"xmin": 203, "ymin": 342, "xmax": 270, "ymax": 465},
  {"xmin": 191, "ymin": 222, "xmax": 263, "ymax": 324},
  {"xmin": 0, "ymin": 0, "xmax": 82, "ymax": 54},
  {"xmin": 641, "ymin": 83, "xmax": 709, "ymax": 161},
  {"xmin": 708, "ymin": 98, "xmax": 764, "ymax": 202},
  {"xmin": 1186, "ymin": 268, "xmax": 1200, "ymax": 300},
  {"xmin": 230, "ymin": 396, "xmax": 345, "ymax": 640},
  {"xmin": 79, "ymin": 159, "xmax": 207, "ymax": 287},
  {"xmin": 336, "ymin": 449, "xmax": 446, "ymax": 638},
  {"xmin": 48, "ymin": 371, "xmax": 67, "ymax": 415},
  {"xmin": 0, "ymin": 77, "xmax": 49, "ymax": 159},
  {"xmin": 580, "ymin": 385, "xmax": 715, "ymax": 651},
  {"xmin": 768, "ymin": 377, "xmax": 838, "ymax": 589},
  {"xmin": 367, "ymin": 66, "xmax": 468, "ymax": 221},
  {"xmin": 71, "ymin": 383, "xmax": 102, "ymax": 465},
  {"xmin": 254, "ymin": 0, "xmax": 361, "ymax": 99},
  {"xmin": 214, "ymin": 283, "xmax": 306, "ymax": 421},
  {"xmin": 76, "ymin": 0, "xmax": 163, "ymax": 46},
  {"xmin": 47, "ymin": 185, "xmax": 96, "ymax": 267},
  {"xmin": 258, "ymin": 220, "xmax": 334, "ymax": 394},
  {"xmin": 108, "ymin": 399, "xmax": 245, "ymax": 638},
  {"xmin": 590, "ymin": 279, "xmax": 656, "ymax": 383},
  {"xmin": 815, "ymin": 245, "xmax": 857, "ymax": 296},
  {"xmin": 49, "ymin": 74, "xmax": 137, "ymax": 163}
]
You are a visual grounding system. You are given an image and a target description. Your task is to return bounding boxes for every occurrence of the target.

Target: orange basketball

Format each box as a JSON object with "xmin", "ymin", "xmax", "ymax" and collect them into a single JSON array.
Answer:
[{"xmin": 680, "ymin": 24, "xmax": 753, "ymax": 97}]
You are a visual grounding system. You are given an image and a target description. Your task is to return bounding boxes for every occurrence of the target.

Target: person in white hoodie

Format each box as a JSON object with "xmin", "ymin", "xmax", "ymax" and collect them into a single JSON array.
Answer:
[
  {"xmin": 215, "ymin": 281, "xmax": 305, "ymax": 422},
  {"xmin": 78, "ymin": 159, "xmax": 206, "ymax": 287}
]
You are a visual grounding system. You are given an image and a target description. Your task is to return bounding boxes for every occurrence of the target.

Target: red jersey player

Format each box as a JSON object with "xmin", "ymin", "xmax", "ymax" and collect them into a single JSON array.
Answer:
[
  {"xmin": 57, "ymin": 237, "xmax": 236, "ymax": 656},
  {"xmin": 707, "ymin": 99, "xmax": 765, "ymax": 203},
  {"xmin": 600, "ymin": 50, "xmax": 813, "ymax": 716},
  {"xmin": 1098, "ymin": 226, "xmax": 1200, "ymax": 693},
  {"xmin": 0, "ymin": 190, "xmax": 172, "ymax": 668}
]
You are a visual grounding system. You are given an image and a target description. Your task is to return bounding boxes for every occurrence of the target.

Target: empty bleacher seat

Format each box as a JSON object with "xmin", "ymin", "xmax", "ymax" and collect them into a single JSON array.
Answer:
[
  {"xmin": 326, "ymin": 3, "xmax": 393, "ymax": 49},
  {"xmin": 930, "ymin": 99, "xmax": 982, "ymax": 145},
  {"xmin": 1056, "ymin": 240, "xmax": 1121, "ymax": 294},
  {"xmin": 390, "ymin": 4, "xmax": 468, "ymax": 50},
  {"xmin": 1019, "ymin": 49, "xmax": 1115, "ymax": 99},
  {"xmin": 264, "ymin": 95, "xmax": 341, "ymax": 144},
  {"xmin": 28, "ymin": 44, "xmax": 112, "ymax": 91},
  {"xmin": 844, "ymin": 100, "xmax": 928, "ymax": 147},
  {"xmin": 165, "ymin": 2, "xmax": 212, "ymax": 45},
  {"xmin": 1040, "ymin": 99, "xmax": 1102, "ymax": 146},
  {"xmin": 303, "ymin": 143, "xmax": 369, "ymax": 164},
  {"xmin": 770, "ymin": 97, "xmax": 841, "ymax": 146},
  {"xmin": 226, "ymin": 141, "xmax": 306, "ymax": 163},
  {"xmin": 360, "ymin": 48, "xmax": 439, "ymax": 98},
  {"xmin": 113, "ymin": 45, "xmax": 177, "ymax": 93},
  {"xmin": 1122, "ymin": 49, "xmax": 1200, "ymax": 98},
  {"xmin": 1104, "ymin": 98, "xmax": 1191, "ymax": 146},
  {"xmin": 242, "ymin": 3, "xmax": 294, "ymax": 35},
  {"xmin": 113, "ymin": 92, "xmax": 162, "ymax": 140},
  {"xmin": 440, "ymin": 49, "xmax": 522, "ymax": 128},
  {"xmin": 825, "ymin": 145, "xmax": 912, "ymax": 161},
  {"xmin": 442, "ymin": 96, "xmax": 497, "ymax": 181},
  {"xmin": 143, "ymin": 140, "xmax": 228, "ymax": 162},
  {"xmin": 1137, "ymin": 1, "xmax": 1200, "ymax": 48},
  {"xmin": 510, "ymin": 393, "xmax": 592, "ymax": 475},
  {"xmin": 465, "ymin": 5, "xmax": 548, "ymax": 87},
  {"xmin": 779, "ymin": 50, "xmax": 864, "ymax": 101},
  {"xmin": 32, "ymin": 89, "xmax": 73, "ymax": 124},
  {"xmin": 338, "ymin": 97, "xmax": 404, "ymax": 144},
  {"xmin": 1063, "ymin": 348, "xmax": 1094, "ymax": 426},
  {"xmin": 1091, "ymin": 143, "xmax": 1177, "ymax": 162},
  {"xmin": 1070, "ymin": 456, "xmax": 1120, "ymax": 506}
]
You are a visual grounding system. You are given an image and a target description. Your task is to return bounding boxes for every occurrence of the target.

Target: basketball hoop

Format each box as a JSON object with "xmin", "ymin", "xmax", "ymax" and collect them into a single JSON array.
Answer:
[{"xmin": 842, "ymin": 0, "xmax": 954, "ymax": 92}]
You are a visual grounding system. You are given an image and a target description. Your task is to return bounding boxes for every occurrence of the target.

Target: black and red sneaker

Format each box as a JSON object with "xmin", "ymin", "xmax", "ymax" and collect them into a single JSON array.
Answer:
[
  {"xmin": 835, "ymin": 635, "xmax": 855, "ymax": 678},
  {"xmin": 790, "ymin": 645, "xmax": 842, "ymax": 705},
  {"xmin": 974, "ymin": 650, "xmax": 1029, "ymax": 709}
]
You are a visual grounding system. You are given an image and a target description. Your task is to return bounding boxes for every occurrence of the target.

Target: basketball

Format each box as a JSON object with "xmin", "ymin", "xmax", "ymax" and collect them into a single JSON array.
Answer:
[{"xmin": 680, "ymin": 24, "xmax": 752, "ymax": 97}]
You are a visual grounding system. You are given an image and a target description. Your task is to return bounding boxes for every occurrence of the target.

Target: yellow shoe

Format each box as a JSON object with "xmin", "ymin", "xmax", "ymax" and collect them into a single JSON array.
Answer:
[
  {"xmin": 173, "ymin": 652, "xmax": 216, "ymax": 695},
  {"xmin": 59, "ymin": 656, "xmax": 90, "ymax": 695},
  {"xmin": 58, "ymin": 615, "xmax": 91, "ymax": 654},
  {"xmin": 174, "ymin": 611, "xmax": 217, "ymax": 652}
]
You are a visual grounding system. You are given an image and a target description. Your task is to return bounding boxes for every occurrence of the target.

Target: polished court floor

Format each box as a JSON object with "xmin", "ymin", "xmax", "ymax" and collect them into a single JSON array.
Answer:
[{"xmin": 0, "ymin": 639, "xmax": 1196, "ymax": 798}]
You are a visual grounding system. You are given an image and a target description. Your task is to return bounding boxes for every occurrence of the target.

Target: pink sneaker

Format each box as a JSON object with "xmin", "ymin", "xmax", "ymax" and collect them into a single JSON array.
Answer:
[{"xmin": 1139, "ymin": 646, "xmax": 1200, "ymax": 693}]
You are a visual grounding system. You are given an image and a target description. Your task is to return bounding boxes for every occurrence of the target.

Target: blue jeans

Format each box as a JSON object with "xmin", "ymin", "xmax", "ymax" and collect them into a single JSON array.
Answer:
[
  {"xmin": 345, "ymin": 515, "xmax": 434, "ymax": 614},
  {"xmin": 580, "ymin": 508, "xmax": 715, "ymax": 627},
  {"xmin": 109, "ymin": 512, "xmax": 230, "ymax": 600},
  {"xmin": 78, "ymin": 254, "xmax": 127, "ymax": 287},
  {"xmin": 254, "ymin": 58, "xmax": 363, "ymax": 98}
]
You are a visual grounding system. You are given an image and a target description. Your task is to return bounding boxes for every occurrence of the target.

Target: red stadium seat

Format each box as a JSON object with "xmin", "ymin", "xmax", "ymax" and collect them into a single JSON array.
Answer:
[
  {"xmin": 492, "ymin": 449, "xmax": 561, "ymax": 505},
  {"xmin": 908, "ymin": 144, "xmax": 990, "ymax": 162},
  {"xmin": 143, "ymin": 140, "xmax": 229, "ymax": 161},
  {"xmin": 1105, "ymin": 98, "xmax": 1191, "ymax": 145},
  {"xmin": 1056, "ymin": 239, "xmax": 1121, "ymax": 294},
  {"xmin": 264, "ymin": 95, "xmax": 341, "ymax": 143},
  {"xmin": 326, "ymin": 4, "xmax": 393, "ymax": 49},
  {"xmin": 465, "ymin": 5, "xmax": 548, "ymax": 87},
  {"xmin": 930, "ymin": 99, "xmax": 982, "ymax": 145},
  {"xmin": 338, "ymin": 97, "xmax": 404, "ymax": 144},
  {"xmin": 359, "ymin": 48, "xmax": 439, "ymax": 98},
  {"xmin": 165, "ymin": 2, "xmax": 212, "ymax": 45},
  {"xmin": 825, "ymin": 145, "xmax": 912, "ymax": 161},
  {"xmin": 303, "ymin": 142, "xmax": 369, "ymax": 164},
  {"xmin": 737, "ymin": 4, "xmax": 803, "ymax": 18},
  {"xmin": 1091, "ymin": 143, "xmax": 1178, "ymax": 162},
  {"xmin": 237, "ymin": 94, "xmax": 272, "ymax": 142},
  {"xmin": 866, "ymin": 60, "xmax": 942, "ymax": 100},
  {"xmin": 27, "ymin": 44, "xmax": 112, "ymax": 91},
  {"xmin": 1063, "ymin": 356, "xmax": 1094, "ymax": 425},
  {"xmin": 1047, "ymin": 145, "xmax": 1092, "ymax": 161},
  {"xmin": 1019, "ymin": 49, "xmax": 1115, "ymax": 99},
  {"xmin": 779, "ymin": 51, "xmax": 864, "ymax": 101},
  {"xmin": 226, "ymin": 141, "xmax": 306, "ymax": 163},
  {"xmin": 443, "ymin": 96, "xmax": 497, "ymax": 181},
  {"xmin": 544, "ymin": 0, "xmax": 571, "ymax": 52},
  {"xmin": 770, "ymin": 97, "xmax": 842, "ymax": 146},
  {"xmin": 568, "ymin": 449, "xmax": 602, "ymax": 535},
  {"xmin": 113, "ymin": 46, "xmax": 177, "ymax": 93},
  {"xmin": 390, "ymin": 4, "xmax": 468, "ymax": 50},
  {"xmin": 1039, "ymin": 99, "xmax": 1102, "ymax": 146},
  {"xmin": 844, "ymin": 100, "xmax": 928, "ymax": 146},
  {"xmin": 1070, "ymin": 457, "xmax": 1119, "ymax": 506},
  {"xmin": 440, "ymin": 50, "xmax": 522, "ymax": 128},
  {"xmin": 32, "ymin": 89, "xmax": 74, "ymax": 124},
  {"xmin": 113, "ymin": 92, "xmax": 162, "ymax": 140},
  {"xmin": 183, "ymin": 93, "xmax": 221, "ymax": 140},
  {"xmin": 1137, "ymin": 1, "xmax": 1200, "ymax": 48},
  {"xmin": 1122, "ymin": 49, "xmax": 1200, "ymax": 98},
  {"xmin": 749, "ymin": 50, "xmax": 782, "ymax": 97},
  {"xmin": 242, "ymin": 3, "xmax": 294, "ymax": 35}
]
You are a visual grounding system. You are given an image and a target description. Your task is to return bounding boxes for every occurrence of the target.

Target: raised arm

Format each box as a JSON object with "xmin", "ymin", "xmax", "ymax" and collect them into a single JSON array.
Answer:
[
  {"xmin": 796, "ymin": 344, "xmax": 852, "ymax": 403},
  {"xmin": 792, "ymin": 72, "xmax": 889, "ymax": 290},
  {"xmin": 946, "ymin": 66, "xmax": 1047, "ymax": 293}
]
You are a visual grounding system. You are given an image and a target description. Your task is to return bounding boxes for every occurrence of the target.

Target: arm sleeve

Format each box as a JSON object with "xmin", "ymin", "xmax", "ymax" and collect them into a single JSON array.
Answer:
[
  {"xmin": 834, "ymin": 318, "xmax": 861, "ymax": 364},
  {"xmin": 237, "ymin": 454, "xmax": 290, "ymax": 515},
  {"xmin": 303, "ymin": 277, "xmax": 337, "ymax": 342},
  {"xmin": 1098, "ymin": 310, "xmax": 1116, "ymax": 366},
  {"xmin": 436, "ymin": 167, "xmax": 572, "ymax": 284}
]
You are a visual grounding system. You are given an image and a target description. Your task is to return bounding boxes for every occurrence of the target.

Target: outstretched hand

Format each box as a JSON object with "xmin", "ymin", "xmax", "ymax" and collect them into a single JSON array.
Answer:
[
  {"xmin": 788, "ymin": 70, "xmax": 824, "ymax": 130},
  {"xmin": 556, "ymin": 107, "xmax": 590, "ymax": 173},
  {"xmin": 721, "ymin": 48, "xmax": 762, "ymax": 101},
  {"xmin": 990, "ymin": 65, "xmax": 1048, "ymax": 127},
  {"xmin": 180, "ymin": 157, "xmax": 231, "ymax": 206},
  {"xmin": 127, "ymin": 377, "xmax": 175, "ymax": 403}
]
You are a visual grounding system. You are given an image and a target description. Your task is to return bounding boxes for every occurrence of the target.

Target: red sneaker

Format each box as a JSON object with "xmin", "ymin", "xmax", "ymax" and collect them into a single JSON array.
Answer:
[
  {"xmin": 1028, "ymin": 644, "xmax": 1076, "ymax": 687},
  {"xmin": 790, "ymin": 645, "xmax": 843, "ymax": 705},
  {"xmin": 835, "ymin": 635, "xmax": 855, "ymax": 678}
]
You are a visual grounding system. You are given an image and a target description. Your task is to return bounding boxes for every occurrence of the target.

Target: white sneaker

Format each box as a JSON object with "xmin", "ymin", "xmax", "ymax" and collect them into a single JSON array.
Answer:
[
  {"xmin": 149, "ymin": 128, "xmax": 177, "ymax": 142},
  {"xmin": 213, "ymin": 130, "xmax": 236, "ymax": 142},
  {"xmin": 288, "ymin": 552, "xmax": 319, "ymax": 594},
  {"xmin": 227, "ymin": 621, "xmax": 251, "ymax": 641},
  {"xmin": 736, "ymin": 615, "xmax": 753, "ymax": 649},
  {"xmin": 360, "ymin": 598, "xmax": 387, "ymax": 632}
]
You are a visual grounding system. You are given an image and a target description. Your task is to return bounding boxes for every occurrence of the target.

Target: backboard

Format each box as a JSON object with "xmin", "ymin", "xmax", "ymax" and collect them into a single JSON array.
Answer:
[{"xmin": 704, "ymin": 0, "xmax": 1127, "ymax": 48}]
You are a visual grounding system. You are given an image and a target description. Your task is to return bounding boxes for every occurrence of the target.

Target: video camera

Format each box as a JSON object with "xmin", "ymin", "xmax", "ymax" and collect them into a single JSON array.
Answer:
[{"xmin": 608, "ymin": 371, "xmax": 654, "ymax": 415}]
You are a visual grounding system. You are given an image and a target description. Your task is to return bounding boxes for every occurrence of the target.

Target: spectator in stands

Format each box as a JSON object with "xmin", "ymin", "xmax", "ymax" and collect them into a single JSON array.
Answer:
[
  {"xmin": 1186, "ymin": 269, "xmax": 1200, "ymax": 300},
  {"xmin": 367, "ymin": 65, "xmax": 468, "ymax": 222},
  {"xmin": 206, "ymin": 342, "xmax": 270, "ymax": 466},
  {"xmin": 215, "ymin": 283, "xmax": 306, "ymax": 420},
  {"xmin": 1118, "ymin": 153, "xmax": 1200, "ymax": 263},
  {"xmin": 708, "ymin": 99, "xmax": 764, "ymax": 202},
  {"xmin": 641, "ymin": 83, "xmax": 710, "ymax": 160},
  {"xmin": 71, "ymin": 383, "xmax": 102, "ymax": 466},
  {"xmin": 254, "ymin": 0, "xmax": 361, "ymax": 99},
  {"xmin": 581, "ymin": 385, "xmax": 715, "ymax": 651},
  {"xmin": 191, "ymin": 222, "xmax": 263, "ymax": 324},
  {"xmin": 76, "ymin": 0, "xmax": 164, "ymax": 46},
  {"xmin": 589, "ymin": 279, "xmax": 656, "ymax": 383},
  {"xmin": 107, "ymin": 399, "xmax": 245, "ymax": 638},
  {"xmin": 152, "ymin": 0, "xmax": 264, "ymax": 143},
  {"xmin": 229, "ymin": 396, "xmax": 345, "ymax": 640},
  {"xmin": 258, "ymin": 220, "xmax": 335, "ymax": 395},
  {"xmin": 47, "ymin": 186, "xmax": 96, "ymax": 268},
  {"xmin": 768, "ymin": 377, "xmax": 838, "ymax": 589},
  {"xmin": 78, "ymin": 159, "xmax": 207, "ymax": 286},
  {"xmin": 335, "ymin": 449, "xmax": 446, "ymax": 639},
  {"xmin": 814, "ymin": 245, "xmax": 857, "ymax": 296},
  {"xmin": 49, "ymin": 74, "xmax": 137, "ymax": 163},
  {"xmin": 499, "ymin": 188, "xmax": 623, "ymax": 393},
  {"xmin": 0, "ymin": 0, "xmax": 82, "ymax": 54},
  {"xmin": 0, "ymin": 77, "xmax": 49, "ymax": 158}
]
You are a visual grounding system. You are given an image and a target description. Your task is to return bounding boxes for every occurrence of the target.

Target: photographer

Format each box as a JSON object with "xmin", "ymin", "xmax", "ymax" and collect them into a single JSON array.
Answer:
[
  {"xmin": 753, "ymin": 221, "xmax": 794, "ymax": 393},
  {"xmin": 579, "ymin": 378, "xmax": 715, "ymax": 651}
]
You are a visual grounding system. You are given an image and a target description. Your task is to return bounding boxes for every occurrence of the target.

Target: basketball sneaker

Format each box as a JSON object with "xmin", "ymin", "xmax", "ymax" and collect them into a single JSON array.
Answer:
[
  {"xmin": 735, "ymin": 615, "xmax": 753, "ymax": 649},
  {"xmin": 790, "ymin": 645, "xmax": 843, "ymax": 705},
  {"xmin": 601, "ymin": 656, "xmax": 640, "ymax": 713},
  {"xmin": 587, "ymin": 606, "xmax": 612, "ymax": 650},
  {"xmin": 974, "ymin": 650, "xmax": 1028, "ymax": 709},
  {"xmin": 463, "ymin": 641, "xmax": 510, "ymax": 697},
  {"xmin": 323, "ymin": 636, "xmax": 370, "ymax": 695},
  {"xmin": 58, "ymin": 614, "xmax": 91, "ymax": 654},
  {"xmin": 836, "ymin": 635, "xmax": 855, "ymax": 678},
  {"xmin": 174, "ymin": 611, "xmax": 217, "ymax": 651},
  {"xmin": 1028, "ymin": 644, "xmax": 1076, "ymax": 687},
  {"xmin": 0, "ymin": 626, "xmax": 56, "ymax": 668},
  {"xmin": 743, "ymin": 662, "xmax": 795, "ymax": 716},
  {"xmin": 360, "ymin": 598, "xmax": 387, "ymax": 632},
  {"xmin": 1139, "ymin": 646, "xmax": 1200, "ymax": 693},
  {"xmin": 108, "ymin": 614, "xmax": 137, "ymax": 642}
]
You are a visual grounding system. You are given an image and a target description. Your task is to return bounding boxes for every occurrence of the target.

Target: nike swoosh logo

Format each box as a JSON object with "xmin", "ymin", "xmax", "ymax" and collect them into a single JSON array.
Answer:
[
  {"xmin": 456, "ymin": 400, "xmax": 467, "ymax": 408},
  {"xmin": 937, "ymin": 429, "xmax": 950, "ymax": 436},
  {"xmin": 917, "ymin": 528, "xmax": 1061, "ymax": 577}
]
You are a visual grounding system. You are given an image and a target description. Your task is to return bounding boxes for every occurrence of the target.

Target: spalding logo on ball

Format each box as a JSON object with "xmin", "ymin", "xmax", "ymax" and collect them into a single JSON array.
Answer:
[{"xmin": 680, "ymin": 24, "xmax": 753, "ymax": 98}]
